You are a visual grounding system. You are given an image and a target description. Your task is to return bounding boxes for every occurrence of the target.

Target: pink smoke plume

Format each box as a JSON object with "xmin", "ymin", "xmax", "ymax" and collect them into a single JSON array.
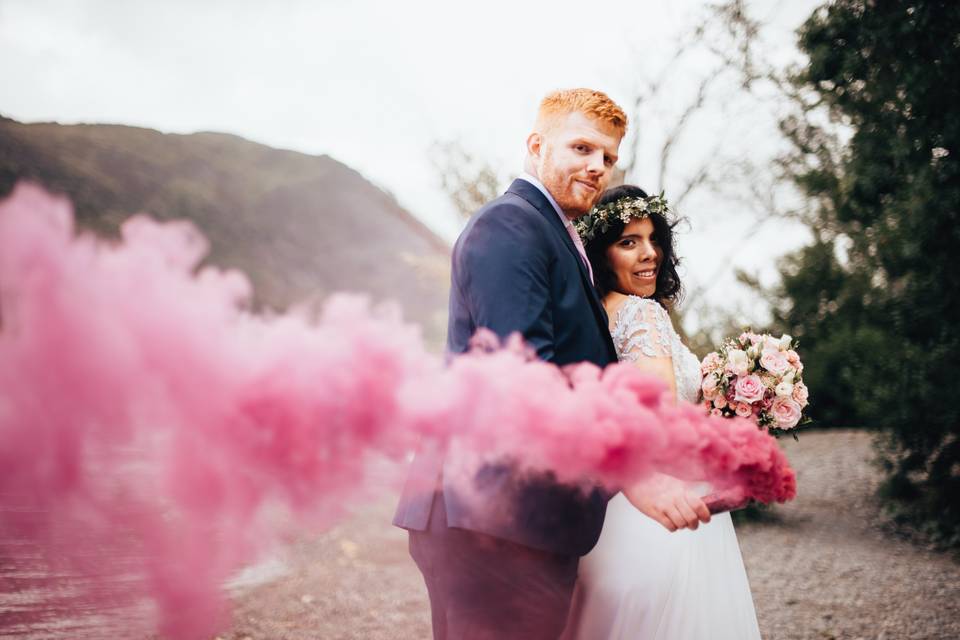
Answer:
[{"xmin": 0, "ymin": 183, "xmax": 795, "ymax": 639}]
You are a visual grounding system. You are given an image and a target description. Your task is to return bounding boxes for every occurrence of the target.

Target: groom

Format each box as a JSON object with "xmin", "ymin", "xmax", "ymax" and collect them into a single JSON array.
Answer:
[{"xmin": 393, "ymin": 89, "xmax": 626, "ymax": 639}]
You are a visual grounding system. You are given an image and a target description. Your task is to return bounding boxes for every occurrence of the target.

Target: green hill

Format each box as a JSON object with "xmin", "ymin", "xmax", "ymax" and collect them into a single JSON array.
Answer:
[{"xmin": 0, "ymin": 115, "xmax": 451, "ymax": 340}]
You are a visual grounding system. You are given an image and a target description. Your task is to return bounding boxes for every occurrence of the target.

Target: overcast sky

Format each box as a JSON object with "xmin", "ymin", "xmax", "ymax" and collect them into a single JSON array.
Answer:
[{"xmin": 0, "ymin": 0, "xmax": 824, "ymax": 332}]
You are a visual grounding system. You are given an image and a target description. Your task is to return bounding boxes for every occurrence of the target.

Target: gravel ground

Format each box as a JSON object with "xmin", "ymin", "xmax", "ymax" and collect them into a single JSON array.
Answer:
[
  {"xmin": 220, "ymin": 430, "xmax": 960, "ymax": 640},
  {"xmin": 738, "ymin": 430, "xmax": 960, "ymax": 640},
  {"xmin": 3, "ymin": 430, "xmax": 959, "ymax": 639}
]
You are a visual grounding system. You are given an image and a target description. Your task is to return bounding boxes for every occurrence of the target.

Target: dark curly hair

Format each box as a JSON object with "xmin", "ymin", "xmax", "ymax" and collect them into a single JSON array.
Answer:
[{"xmin": 583, "ymin": 184, "xmax": 683, "ymax": 304}]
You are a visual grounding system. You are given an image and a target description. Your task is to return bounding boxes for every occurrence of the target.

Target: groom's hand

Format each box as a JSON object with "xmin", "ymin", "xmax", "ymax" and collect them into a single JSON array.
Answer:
[{"xmin": 625, "ymin": 474, "xmax": 712, "ymax": 532}]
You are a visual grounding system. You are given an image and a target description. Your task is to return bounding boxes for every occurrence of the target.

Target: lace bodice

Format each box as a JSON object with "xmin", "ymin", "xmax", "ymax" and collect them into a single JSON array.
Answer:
[{"xmin": 609, "ymin": 296, "xmax": 702, "ymax": 404}]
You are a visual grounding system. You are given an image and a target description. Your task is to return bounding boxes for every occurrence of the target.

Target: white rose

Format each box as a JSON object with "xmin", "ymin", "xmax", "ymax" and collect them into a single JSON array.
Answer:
[
  {"xmin": 775, "ymin": 381, "xmax": 794, "ymax": 397},
  {"xmin": 726, "ymin": 349, "xmax": 750, "ymax": 376},
  {"xmin": 779, "ymin": 334, "xmax": 793, "ymax": 350}
]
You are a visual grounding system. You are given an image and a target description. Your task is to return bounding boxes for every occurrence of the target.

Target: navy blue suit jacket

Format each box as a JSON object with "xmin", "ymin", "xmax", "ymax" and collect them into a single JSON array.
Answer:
[{"xmin": 393, "ymin": 179, "xmax": 618, "ymax": 557}]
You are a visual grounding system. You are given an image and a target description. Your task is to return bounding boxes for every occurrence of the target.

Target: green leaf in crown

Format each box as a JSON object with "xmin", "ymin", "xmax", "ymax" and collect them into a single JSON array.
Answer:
[{"xmin": 575, "ymin": 192, "xmax": 671, "ymax": 242}]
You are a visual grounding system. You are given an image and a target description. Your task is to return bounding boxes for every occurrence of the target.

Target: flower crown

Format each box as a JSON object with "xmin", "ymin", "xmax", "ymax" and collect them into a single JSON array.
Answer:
[{"xmin": 574, "ymin": 192, "xmax": 670, "ymax": 243}]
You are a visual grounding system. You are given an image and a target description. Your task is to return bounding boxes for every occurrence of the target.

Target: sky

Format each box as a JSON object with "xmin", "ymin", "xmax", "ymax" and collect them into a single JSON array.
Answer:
[{"xmin": 0, "ymin": 0, "xmax": 825, "ymax": 333}]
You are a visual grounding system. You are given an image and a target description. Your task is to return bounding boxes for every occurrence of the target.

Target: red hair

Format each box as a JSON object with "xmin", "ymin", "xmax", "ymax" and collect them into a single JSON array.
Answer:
[{"xmin": 536, "ymin": 88, "xmax": 628, "ymax": 136}]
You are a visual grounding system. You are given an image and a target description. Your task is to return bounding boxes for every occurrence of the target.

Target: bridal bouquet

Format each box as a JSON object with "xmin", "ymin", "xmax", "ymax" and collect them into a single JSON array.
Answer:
[{"xmin": 699, "ymin": 332, "xmax": 809, "ymax": 435}]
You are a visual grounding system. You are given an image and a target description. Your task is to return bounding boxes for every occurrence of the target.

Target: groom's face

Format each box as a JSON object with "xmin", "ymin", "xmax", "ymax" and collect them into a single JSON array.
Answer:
[{"xmin": 529, "ymin": 111, "xmax": 622, "ymax": 218}]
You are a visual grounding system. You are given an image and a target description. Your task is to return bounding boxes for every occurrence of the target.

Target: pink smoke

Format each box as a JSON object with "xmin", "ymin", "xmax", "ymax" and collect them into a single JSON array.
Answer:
[{"xmin": 0, "ymin": 183, "xmax": 795, "ymax": 638}]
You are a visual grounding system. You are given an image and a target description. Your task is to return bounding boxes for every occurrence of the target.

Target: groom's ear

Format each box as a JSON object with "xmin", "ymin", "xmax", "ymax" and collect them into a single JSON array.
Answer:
[{"xmin": 526, "ymin": 132, "xmax": 543, "ymax": 159}]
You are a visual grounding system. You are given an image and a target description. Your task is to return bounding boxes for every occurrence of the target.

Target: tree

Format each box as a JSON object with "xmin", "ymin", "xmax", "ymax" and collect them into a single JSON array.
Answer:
[
  {"xmin": 429, "ymin": 140, "xmax": 501, "ymax": 222},
  {"xmin": 768, "ymin": 0, "xmax": 960, "ymax": 545}
]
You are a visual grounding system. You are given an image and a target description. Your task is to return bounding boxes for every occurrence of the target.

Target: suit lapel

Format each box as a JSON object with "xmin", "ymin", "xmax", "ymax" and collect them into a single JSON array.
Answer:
[{"xmin": 506, "ymin": 179, "xmax": 613, "ymax": 341}]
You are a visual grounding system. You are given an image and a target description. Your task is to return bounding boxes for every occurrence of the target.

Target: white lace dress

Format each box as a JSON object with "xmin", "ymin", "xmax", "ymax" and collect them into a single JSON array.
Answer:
[{"xmin": 563, "ymin": 296, "xmax": 762, "ymax": 640}]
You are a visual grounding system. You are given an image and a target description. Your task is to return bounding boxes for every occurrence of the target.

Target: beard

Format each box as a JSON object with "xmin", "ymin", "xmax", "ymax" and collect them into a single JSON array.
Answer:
[{"xmin": 538, "ymin": 154, "xmax": 601, "ymax": 217}]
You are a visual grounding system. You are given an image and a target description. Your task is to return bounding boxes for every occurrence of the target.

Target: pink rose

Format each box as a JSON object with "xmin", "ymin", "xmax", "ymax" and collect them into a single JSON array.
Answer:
[
  {"xmin": 734, "ymin": 374, "xmax": 765, "ymax": 404},
  {"xmin": 770, "ymin": 396, "xmax": 802, "ymax": 429},
  {"xmin": 701, "ymin": 373, "xmax": 719, "ymax": 398},
  {"xmin": 700, "ymin": 352, "xmax": 722, "ymax": 375},
  {"xmin": 710, "ymin": 408, "xmax": 723, "ymax": 417},
  {"xmin": 786, "ymin": 350, "xmax": 800, "ymax": 365},
  {"xmin": 714, "ymin": 395, "xmax": 728, "ymax": 410},
  {"xmin": 735, "ymin": 402, "xmax": 753, "ymax": 418},
  {"xmin": 792, "ymin": 381, "xmax": 809, "ymax": 408},
  {"xmin": 760, "ymin": 349, "xmax": 791, "ymax": 376}
]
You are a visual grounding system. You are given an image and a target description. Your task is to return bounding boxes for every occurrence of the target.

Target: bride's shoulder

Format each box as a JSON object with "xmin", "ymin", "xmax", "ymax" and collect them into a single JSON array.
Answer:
[
  {"xmin": 608, "ymin": 296, "xmax": 677, "ymax": 359},
  {"xmin": 607, "ymin": 295, "xmax": 671, "ymax": 336},
  {"xmin": 617, "ymin": 295, "xmax": 668, "ymax": 321}
]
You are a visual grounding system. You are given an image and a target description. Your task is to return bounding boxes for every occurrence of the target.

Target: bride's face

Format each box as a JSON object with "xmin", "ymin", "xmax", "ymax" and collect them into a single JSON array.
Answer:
[{"xmin": 606, "ymin": 218, "xmax": 662, "ymax": 298}]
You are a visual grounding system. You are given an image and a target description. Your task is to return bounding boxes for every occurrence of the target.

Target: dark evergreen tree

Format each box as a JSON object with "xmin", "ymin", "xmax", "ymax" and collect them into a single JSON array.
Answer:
[{"xmin": 770, "ymin": 0, "xmax": 960, "ymax": 545}]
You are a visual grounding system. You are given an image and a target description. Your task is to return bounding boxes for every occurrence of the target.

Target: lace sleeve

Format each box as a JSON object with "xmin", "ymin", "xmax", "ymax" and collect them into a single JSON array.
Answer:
[{"xmin": 612, "ymin": 297, "xmax": 673, "ymax": 363}]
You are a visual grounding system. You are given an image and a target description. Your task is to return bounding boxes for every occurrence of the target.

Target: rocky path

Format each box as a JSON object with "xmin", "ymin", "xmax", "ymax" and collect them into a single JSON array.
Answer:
[
  {"xmin": 738, "ymin": 430, "xmax": 960, "ymax": 640},
  {"xmin": 3, "ymin": 430, "xmax": 959, "ymax": 639},
  {"xmin": 219, "ymin": 429, "xmax": 959, "ymax": 640}
]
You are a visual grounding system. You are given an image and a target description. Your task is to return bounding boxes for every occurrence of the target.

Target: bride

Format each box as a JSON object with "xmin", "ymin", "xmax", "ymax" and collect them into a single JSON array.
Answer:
[{"xmin": 562, "ymin": 185, "xmax": 762, "ymax": 640}]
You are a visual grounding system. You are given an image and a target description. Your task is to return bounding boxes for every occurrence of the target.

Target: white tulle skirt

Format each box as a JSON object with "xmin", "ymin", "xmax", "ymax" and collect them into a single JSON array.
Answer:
[{"xmin": 563, "ymin": 492, "xmax": 761, "ymax": 640}]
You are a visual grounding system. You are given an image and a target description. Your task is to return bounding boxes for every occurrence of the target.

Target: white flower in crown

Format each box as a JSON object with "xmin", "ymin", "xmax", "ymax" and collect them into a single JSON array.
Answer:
[{"xmin": 574, "ymin": 192, "xmax": 670, "ymax": 243}]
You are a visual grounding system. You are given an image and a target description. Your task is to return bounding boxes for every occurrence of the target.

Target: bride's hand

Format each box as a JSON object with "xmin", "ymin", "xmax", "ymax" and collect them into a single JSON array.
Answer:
[{"xmin": 624, "ymin": 473, "xmax": 711, "ymax": 532}]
